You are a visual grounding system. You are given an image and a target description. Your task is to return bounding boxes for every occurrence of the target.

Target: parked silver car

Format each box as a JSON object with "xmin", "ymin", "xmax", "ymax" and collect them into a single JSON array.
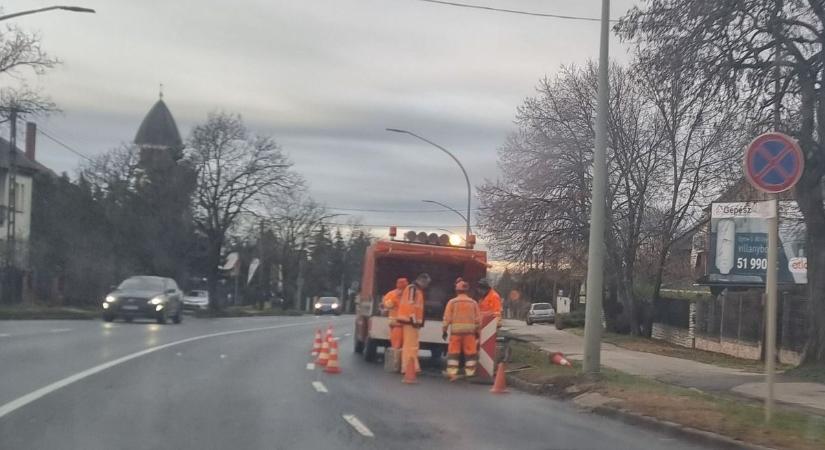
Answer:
[
  {"xmin": 183, "ymin": 289, "xmax": 210, "ymax": 310},
  {"xmin": 526, "ymin": 302, "xmax": 555, "ymax": 325}
]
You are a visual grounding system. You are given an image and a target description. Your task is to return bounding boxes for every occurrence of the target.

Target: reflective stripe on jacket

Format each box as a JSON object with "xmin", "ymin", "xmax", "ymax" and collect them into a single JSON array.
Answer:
[
  {"xmin": 443, "ymin": 294, "xmax": 481, "ymax": 335},
  {"xmin": 397, "ymin": 284, "xmax": 424, "ymax": 325}
]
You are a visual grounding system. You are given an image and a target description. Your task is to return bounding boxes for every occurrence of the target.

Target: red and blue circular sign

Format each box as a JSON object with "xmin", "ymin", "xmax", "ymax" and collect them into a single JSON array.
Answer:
[{"xmin": 744, "ymin": 132, "xmax": 804, "ymax": 194}]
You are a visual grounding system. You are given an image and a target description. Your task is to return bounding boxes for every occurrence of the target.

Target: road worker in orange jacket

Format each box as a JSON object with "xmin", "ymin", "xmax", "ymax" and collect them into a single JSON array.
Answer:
[
  {"xmin": 382, "ymin": 278, "xmax": 408, "ymax": 349},
  {"xmin": 442, "ymin": 278, "xmax": 481, "ymax": 380},
  {"xmin": 397, "ymin": 273, "xmax": 430, "ymax": 374},
  {"xmin": 477, "ymin": 278, "xmax": 502, "ymax": 327}
]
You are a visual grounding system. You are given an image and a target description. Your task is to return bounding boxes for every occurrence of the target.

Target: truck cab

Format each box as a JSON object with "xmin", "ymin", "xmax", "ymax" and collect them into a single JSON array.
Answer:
[{"xmin": 354, "ymin": 231, "xmax": 487, "ymax": 362}]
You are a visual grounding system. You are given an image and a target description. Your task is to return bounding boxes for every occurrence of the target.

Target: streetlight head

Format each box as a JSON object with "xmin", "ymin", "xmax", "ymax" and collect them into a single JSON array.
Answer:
[{"xmin": 59, "ymin": 7, "xmax": 96, "ymax": 13}]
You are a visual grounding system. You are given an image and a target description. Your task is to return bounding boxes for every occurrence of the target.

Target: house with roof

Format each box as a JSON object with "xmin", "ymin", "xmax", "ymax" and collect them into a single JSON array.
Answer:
[{"xmin": 0, "ymin": 122, "xmax": 51, "ymax": 268}]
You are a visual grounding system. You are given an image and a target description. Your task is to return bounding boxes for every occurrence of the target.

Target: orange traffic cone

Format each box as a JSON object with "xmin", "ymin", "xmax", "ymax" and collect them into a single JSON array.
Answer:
[
  {"xmin": 326, "ymin": 325, "xmax": 334, "ymax": 342},
  {"xmin": 316, "ymin": 337, "xmax": 330, "ymax": 366},
  {"xmin": 311, "ymin": 329, "xmax": 322, "ymax": 356},
  {"xmin": 490, "ymin": 362, "xmax": 509, "ymax": 394},
  {"xmin": 550, "ymin": 352, "xmax": 572, "ymax": 367},
  {"xmin": 402, "ymin": 357, "xmax": 418, "ymax": 384},
  {"xmin": 324, "ymin": 340, "xmax": 342, "ymax": 374}
]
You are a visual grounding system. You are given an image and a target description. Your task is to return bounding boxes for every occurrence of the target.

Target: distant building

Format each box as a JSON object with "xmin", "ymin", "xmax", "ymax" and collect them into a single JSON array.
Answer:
[
  {"xmin": 134, "ymin": 93, "xmax": 184, "ymax": 173},
  {"xmin": 0, "ymin": 123, "xmax": 50, "ymax": 267}
]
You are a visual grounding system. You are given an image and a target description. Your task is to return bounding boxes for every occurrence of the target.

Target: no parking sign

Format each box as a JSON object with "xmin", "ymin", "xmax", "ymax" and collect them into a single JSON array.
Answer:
[{"xmin": 744, "ymin": 132, "xmax": 804, "ymax": 193}]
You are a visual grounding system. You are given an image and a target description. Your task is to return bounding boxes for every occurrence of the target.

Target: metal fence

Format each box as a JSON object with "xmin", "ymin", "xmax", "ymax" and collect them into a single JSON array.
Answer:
[{"xmin": 694, "ymin": 289, "xmax": 809, "ymax": 352}]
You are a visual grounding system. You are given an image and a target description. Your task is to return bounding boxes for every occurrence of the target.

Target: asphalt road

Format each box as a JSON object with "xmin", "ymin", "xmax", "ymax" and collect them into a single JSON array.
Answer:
[{"xmin": 0, "ymin": 315, "xmax": 708, "ymax": 450}]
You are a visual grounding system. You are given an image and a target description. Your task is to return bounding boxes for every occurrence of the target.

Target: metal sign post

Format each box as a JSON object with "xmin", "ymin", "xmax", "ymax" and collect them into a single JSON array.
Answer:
[{"xmin": 743, "ymin": 132, "xmax": 804, "ymax": 422}]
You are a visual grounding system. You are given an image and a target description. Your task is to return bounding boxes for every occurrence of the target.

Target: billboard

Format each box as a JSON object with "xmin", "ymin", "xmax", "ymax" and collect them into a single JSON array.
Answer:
[{"xmin": 708, "ymin": 201, "xmax": 806, "ymax": 285}]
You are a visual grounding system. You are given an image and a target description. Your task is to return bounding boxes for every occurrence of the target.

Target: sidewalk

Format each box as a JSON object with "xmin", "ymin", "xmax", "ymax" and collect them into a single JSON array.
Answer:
[{"xmin": 501, "ymin": 319, "xmax": 825, "ymax": 413}]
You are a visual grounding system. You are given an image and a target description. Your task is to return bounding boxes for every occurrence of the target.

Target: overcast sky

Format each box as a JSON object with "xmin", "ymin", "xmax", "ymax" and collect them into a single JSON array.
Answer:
[{"xmin": 4, "ymin": 0, "xmax": 637, "ymax": 242}]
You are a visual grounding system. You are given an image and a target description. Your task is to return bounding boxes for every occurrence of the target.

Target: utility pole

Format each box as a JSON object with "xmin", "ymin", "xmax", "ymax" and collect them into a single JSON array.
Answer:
[
  {"xmin": 6, "ymin": 108, "xmax": 18, "ymax": 269},
  {"xmin": 582, "ymin": 0, "xmax": 611, "ymax": 376}
]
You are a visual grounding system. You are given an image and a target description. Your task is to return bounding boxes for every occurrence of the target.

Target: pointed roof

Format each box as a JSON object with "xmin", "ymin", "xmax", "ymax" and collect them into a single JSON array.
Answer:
[{"xmin": 134, "ymin": 99, "xmax": 183, "ymax": 150}]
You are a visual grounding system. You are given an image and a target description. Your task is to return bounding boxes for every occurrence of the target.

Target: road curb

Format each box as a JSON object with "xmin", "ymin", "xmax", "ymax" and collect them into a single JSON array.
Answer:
[
  {"xmin": 506, "ymin": 373, "xmax": 778, "ymax": 450},
  {"xmin": 590, "ymin": 405, "xmax": 777, "ymax": 450}
]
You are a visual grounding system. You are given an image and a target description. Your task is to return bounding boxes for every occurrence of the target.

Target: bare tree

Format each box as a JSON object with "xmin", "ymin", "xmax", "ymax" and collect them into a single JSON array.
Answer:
[
  {"xmin": 619, "ymin": 0, "xmax": 825, "ymax": 363},
  {"xmin": 479, "ymin": 63, "xmax": 667, "ymax": 334},
  {"xmin": 189, "ymin": 112, "xmax": 297, "ymax": 309},
  {"xmin": 0, "ymin": 22, "xmax": 58, "ymax": 120}
]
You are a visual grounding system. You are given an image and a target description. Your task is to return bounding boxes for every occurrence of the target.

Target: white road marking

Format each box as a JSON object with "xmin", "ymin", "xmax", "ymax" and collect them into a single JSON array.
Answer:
[
  {"xmin": 176, "ymin": 352, "xmax": 182, "ymax": 356},
  {"xmin": 311, "ymin": 381, "xmax": 328, "ymax": 393},
  {"xmin": 0, "ymin": 320, "xmax": 320, "ymax": 419},
  {"xmin": 49, "ymin": 328, "xmax": 72, "ymax": 334},
  {"xmin": 220, "ymin": 354, "xmax": 227, "ymax": 359},
  {"xmin": 306, "ymin": 363, "xmax": 315, "ymax": 370},
  {"xmin": 0, "ymin": 333, "xmax": 10, "ymax": 338},
  {"xmin": 342, "ymin": 414, "xmax": 374, "ymax": 437},
  {"xmin": 343, "ymin": 333, "xmax": 351, "ymax": 337}
]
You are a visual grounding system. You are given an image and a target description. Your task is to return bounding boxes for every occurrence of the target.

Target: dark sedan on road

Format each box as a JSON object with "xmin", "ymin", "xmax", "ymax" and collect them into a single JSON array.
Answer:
[
  {"xmin": 314, "ymin": 296, "xmax": 341, "ymax": 315},
  {"xmin": 102, "ymin": 276, "xmax": 184, "ymax": 324}
]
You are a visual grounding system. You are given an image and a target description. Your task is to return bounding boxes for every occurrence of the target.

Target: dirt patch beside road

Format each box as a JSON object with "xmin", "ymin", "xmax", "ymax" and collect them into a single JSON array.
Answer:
[{"xmin": 507, "ymin": 340, "xmax": 825, "ymax": 450}]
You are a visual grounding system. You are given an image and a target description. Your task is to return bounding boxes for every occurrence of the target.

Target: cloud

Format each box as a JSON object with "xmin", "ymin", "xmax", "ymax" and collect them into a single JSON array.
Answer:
[{"xmin": 6, "ymin": 0, "xmax": 637, "ymax": 237}]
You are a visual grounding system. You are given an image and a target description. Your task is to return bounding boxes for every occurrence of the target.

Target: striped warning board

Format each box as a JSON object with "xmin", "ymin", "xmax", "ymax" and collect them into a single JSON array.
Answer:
[{"xmin": 477, "ymin": 314, "xmax": 497, "ymax": 381}]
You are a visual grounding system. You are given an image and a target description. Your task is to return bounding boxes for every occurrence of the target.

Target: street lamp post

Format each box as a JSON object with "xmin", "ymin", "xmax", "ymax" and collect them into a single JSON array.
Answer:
[
  {"xmin": 386, "ymin": 128, "xmax": 472, "ymax": 244},
  {"xmin": 0, "ymin": 6, "xmax": 95, "ymax": 22},
  {"xmin": 422, "ymin": 199, "xmax": 471, "ymax": 232}
]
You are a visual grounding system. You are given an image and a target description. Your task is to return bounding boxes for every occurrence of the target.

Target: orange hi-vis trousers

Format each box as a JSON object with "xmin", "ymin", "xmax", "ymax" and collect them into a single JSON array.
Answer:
[
  {"xmin": 389, "ymin": 325, "xmax": 403, "ymax": 349},
  {"xmin": 446, "ymin": 334, "xmax": 478, "ymax": 377},
  {"xmin": 400, "ymin": 324, "xmax": 421, "ymax": 374}
]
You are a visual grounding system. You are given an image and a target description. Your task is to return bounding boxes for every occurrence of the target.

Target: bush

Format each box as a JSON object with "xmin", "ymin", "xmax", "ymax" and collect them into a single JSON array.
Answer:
[{"xmin": 555, "ymin": 309, "xmax": 586, "ymax": 330}]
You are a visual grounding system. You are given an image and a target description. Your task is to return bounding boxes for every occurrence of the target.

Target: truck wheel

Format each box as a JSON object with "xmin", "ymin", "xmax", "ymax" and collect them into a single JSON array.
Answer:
[
  {"xmin": 364, "ymin": 337, "xmax": 378, "ymax": 362},
  {"xmin": 354, "ymin": 334, "xmax": 364, "ymax": 354}
]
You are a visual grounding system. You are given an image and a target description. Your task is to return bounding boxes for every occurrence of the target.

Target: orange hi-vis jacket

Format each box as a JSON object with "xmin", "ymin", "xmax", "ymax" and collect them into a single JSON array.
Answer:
[
  {"xmin": 443, "ymin": 293, "xmax": 481, "ymax": 335},
  {"xmin": 396, "ymin": 284, "xmax": 425, "ymax": 326},
  {"xmin": 479, "ymin": 289, "xmax": 502, "ymax": 318},
  {"xmin": 382, "ymin": 288, "xmax": 404, "ymax": 325}
]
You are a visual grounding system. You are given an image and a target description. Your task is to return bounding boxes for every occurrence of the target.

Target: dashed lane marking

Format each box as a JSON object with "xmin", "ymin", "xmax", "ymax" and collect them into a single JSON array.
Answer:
[
  {"xmin": 49, "ymin": 328, "xmax": 72, "ymax": 334},
  {"xmin": 342, "ymin": 414, "xmax": 374, "ymax": 437},
  {"xmin": 0, "ymin": 333, "xmax": 10, "ymax": 338},
  {"xmin": 220, "ymin": 354, "xmax": 227, "ymax": 359},
  {"xmin": 0, "ymin": 320, "xmax": 320, "ymax": 420},
  {"xmin": 312, "ymin": 381, "xmax": 328, "ymax": 393},
  {"xmin": 306, "ymin": 363, "xmax": 315, "ymax": 370}
]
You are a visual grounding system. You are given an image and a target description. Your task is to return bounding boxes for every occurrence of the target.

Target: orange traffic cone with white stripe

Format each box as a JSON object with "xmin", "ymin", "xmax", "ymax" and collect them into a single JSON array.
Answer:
[
  {"xmin": 311, "ymin": 329, "xmax": 322, "ymax": 357},
  {"xmin": 402, "ymin": 357, "xmax": 418, "ymax": 384},
  {"xmin": 490, "ymin": 362, "xmax": 509, "ymax": 394},
  {"xmin": 316, "ymin": 335, "xmax": 330, "ymax": 366},
  {"xmin": 326, "ymin": 325, "xmax": 334, "ymax": 342},
  {"xmin": 324, "ymin": 339, "xmax": 342, "ymax": 374},
  {"xmin": 550, "ymin": 352, "xmax": 572, "ymax": 367}
]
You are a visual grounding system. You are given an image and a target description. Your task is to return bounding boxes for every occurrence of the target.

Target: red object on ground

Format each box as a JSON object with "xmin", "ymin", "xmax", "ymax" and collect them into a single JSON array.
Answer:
[
  {"xmin": 489, "ymin": 362, "xmax": 509, "ymax": 394},
  {"xmin": 324, "ymin": 339, "xmax": 342, "ymax": 374},
  {"xmin": 550, "ymin": 352, "xmax": 572, "ymax": 367},
  {"xmin": 316, "ymin": 337, "xmax": 330, "ymax": 366},
  {"xmin": 311, "ymin": 329, "xmax": 322, "ymax": 356}
]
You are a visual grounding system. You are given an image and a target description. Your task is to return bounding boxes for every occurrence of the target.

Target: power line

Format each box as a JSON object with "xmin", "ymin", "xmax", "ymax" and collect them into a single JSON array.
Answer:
[
  {"xmin": 35, "ymin": 127, "xmax": 93, "ymax": 161},
  {"xmin": 328, "ymin": 206, "xmax": 488, "ymax": 213},
  {"xmin": 413, "ymin": 0, "xmax": 617, "ymax": 22}
]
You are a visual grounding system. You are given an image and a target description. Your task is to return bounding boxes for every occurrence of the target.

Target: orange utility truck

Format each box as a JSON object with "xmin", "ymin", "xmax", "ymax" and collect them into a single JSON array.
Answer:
[{"xmin": 354, "ymin": 229, "xmax": 487, "ymax": 362}]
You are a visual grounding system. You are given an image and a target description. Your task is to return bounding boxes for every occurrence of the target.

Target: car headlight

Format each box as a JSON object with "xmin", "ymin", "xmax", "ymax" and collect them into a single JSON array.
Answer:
[
  {"xmin": 314, "ymin": 303, "xmax": 322, "ymax": 309},
  {"xmin": 102, "ymin": 302, "xmax": 110, "ymax": 309},
  {"xmin": 105, "ymin": 295, "xmax": 117, "ymax": 302},
  {"xmin": 331, "ymin": 303, "xmax": 339, "ymax": 309},
  {"xmin": 149, "ymin": 296, "xmax": 165, "ymax": 305}
]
